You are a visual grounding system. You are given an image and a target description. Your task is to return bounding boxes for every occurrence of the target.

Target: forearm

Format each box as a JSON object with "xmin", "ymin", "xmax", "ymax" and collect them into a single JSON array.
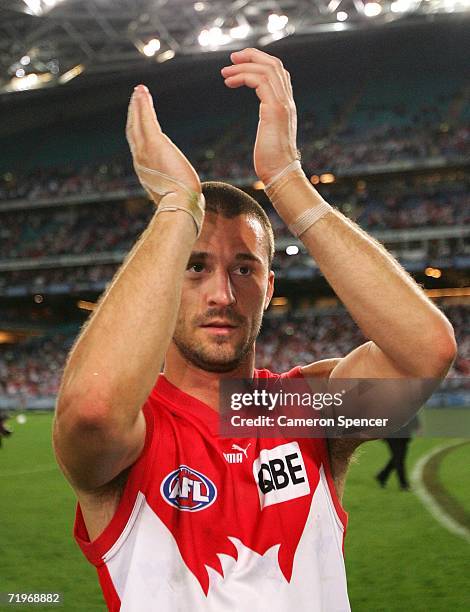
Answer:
[
  {"xmin": 267, "ymin": 172, "xmax": 456, "ymax": 376},
  {"xmin": 57, "ymin": 204, "xmax": 196, "ymax": 426}
]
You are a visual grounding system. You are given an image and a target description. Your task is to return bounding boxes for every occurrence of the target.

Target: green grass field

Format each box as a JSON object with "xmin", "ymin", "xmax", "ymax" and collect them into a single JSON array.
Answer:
[{"xmin": 0, "ymin": 413, "xmax": 469, "ymax": 611}]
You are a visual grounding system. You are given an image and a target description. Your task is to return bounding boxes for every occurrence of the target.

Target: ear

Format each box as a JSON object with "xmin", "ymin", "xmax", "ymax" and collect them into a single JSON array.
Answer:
[{"xmin": 264, "ymin": 270, "xmax": 275, "ymax": 310}]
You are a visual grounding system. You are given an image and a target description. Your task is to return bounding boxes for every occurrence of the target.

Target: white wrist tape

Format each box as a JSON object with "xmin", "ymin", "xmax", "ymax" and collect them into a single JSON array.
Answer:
[
  {"xmin": 154, "ymin": 198, "xmax": 206, "ymax": 237},
  {"xmin": 288, "ymin": 201, "xmax": 333, "ymax": 238},
  {"xmin": 264, "ymin": 159, "xmax": 302, "ymax": 192},
  {"xmin": 134, "ymin": 163, "xmax": 205, "ymax": 236}
]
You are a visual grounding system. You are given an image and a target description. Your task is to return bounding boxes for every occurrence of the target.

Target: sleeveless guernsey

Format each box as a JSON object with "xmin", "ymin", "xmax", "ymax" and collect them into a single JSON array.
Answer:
[{"xmin": 74, "ymin": 367, "xmax": 350, "ymax": 611}]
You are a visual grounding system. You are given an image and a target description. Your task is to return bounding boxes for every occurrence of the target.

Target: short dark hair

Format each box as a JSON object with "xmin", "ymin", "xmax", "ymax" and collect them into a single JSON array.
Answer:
[{"xmin": 201, "ymin": 181, "xmax": 275, "ymax": 267}]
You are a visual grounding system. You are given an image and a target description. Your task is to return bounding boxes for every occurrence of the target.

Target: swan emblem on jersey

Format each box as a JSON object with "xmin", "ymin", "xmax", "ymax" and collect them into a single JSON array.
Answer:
[{"xmin": 161, "ymin": 465, "xmax": 217, "ymax": 512}]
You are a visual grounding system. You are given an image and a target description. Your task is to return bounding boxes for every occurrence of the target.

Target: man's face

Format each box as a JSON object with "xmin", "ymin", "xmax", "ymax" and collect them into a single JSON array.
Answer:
[{"xmin": 173, "ymin": 212, "xmax": 274, "ymax": 373}]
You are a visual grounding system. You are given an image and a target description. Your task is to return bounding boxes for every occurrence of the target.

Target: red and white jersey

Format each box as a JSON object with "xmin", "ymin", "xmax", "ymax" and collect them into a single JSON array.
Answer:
[{"xmin": 74, "ymin": 367, "xmax": 350, "ymax": 611}]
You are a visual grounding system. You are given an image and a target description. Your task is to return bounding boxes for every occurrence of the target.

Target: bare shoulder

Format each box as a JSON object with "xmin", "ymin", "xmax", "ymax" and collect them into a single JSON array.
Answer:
[
  {"xmin": 300, "ymin": 358, "xmax": 343, "ymax": 378},
  {"xmin": 300, "ymin": 358, "xmax": 366, "ymax": 501}
]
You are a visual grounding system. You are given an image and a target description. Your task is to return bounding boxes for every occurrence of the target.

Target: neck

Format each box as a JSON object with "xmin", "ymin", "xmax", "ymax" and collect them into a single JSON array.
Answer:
[{"xmin": 163, "ymin": 343, "xmax": 256, "ymax": 411}]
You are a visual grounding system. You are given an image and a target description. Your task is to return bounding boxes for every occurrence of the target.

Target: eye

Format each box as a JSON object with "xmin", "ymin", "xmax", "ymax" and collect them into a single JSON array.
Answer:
[
  {"xmin": 234, "ymin": 265, "xmax": 252, "ymax": 276},
  {"xmin": 187, "ymin": 262, "xmax": 205, "ymax": 273}
]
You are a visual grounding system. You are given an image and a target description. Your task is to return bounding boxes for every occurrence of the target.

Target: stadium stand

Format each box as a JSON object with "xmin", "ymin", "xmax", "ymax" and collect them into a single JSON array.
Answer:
[
  {"xmin": 0, "ymin": 178, "xmax": 468, "ymax": 260},
  {"xmin": 0, "ymin": 305, "xmax": 468, "ymax": 403},
  {"xmin": 0, "ymin": 31, "xmax": 468, "ymax": 408}
]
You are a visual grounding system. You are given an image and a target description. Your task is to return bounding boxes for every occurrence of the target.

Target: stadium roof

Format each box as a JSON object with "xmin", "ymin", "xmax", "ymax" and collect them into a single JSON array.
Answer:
[{"xmin": 0, "ymin": 0, "xmax": 468, "ymax": 94}]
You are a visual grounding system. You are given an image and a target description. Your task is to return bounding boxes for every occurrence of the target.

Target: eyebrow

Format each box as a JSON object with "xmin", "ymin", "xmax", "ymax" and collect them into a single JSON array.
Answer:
[
  {"xmin": 189, "ymin": 251, "xmax": 263, "ymax": 265},
  {"xmin": 234, "ymin": 252, "xmax": 263, "ymax": 265},
  {"xmin": 189, "ymin": 251, "xmax": 210, "ymax": 260}
]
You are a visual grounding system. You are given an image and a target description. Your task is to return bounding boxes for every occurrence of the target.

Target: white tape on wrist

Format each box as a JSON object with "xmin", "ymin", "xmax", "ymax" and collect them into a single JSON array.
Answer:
[
  {"xmin": 263, "ymin": 159, "xmax": 302, "ymax": 192},
  {"xmin": 288, "ymin": 201, "xmax": 333, "ymax": 238},
  {"xmin": 134, "ymin": 163, "xmax": 205, "ymax": 236},
  {"xmin": 154, "ymin": 195, "xmax": 206, "ymax": 237},
  {"xmin": 134, "ymin": 163, "xmax": 194, "ymax": 198}
]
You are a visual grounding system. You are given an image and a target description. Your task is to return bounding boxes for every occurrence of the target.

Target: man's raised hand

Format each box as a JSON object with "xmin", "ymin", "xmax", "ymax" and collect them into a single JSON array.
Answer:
[
  {"xmin": 221, "ymin": 48, "xmax": 299, "ymax": 186},
  {"xmin": 126, "ymin": 84, "xmax": 202, "ymax": 206}
]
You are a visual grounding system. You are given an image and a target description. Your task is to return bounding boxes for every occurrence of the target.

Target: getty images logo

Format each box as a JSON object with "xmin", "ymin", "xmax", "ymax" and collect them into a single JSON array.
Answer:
[{"xmin": 161, "ymin": 465, "xmax": 217, "ymax": 512}]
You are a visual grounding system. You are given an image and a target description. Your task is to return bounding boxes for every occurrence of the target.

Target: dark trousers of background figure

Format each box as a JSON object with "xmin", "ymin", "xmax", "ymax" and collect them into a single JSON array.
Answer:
[{"xmin": 377, "ymin": 438, "xmax": 411, "ymax": 489}]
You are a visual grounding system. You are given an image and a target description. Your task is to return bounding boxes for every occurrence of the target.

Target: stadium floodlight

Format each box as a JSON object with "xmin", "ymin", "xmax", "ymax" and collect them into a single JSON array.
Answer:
[
  {"xmin": 58, "ymin": 63, "xmax": 84, "ymax": 84},
  {"xmin": 1, "ymin": 0, "xmax": 466, "ymax": 93},
  {"xmin": 157, "ymin": 50, "xmax": 176, "ymax": 63},
  {"xmin": 198, "ymin": 28, "xmax": 211, "ymax": 46},
  {"xmin": 198, "ymin": 26, "xmax": 231, "ymax": 47},
  {"xmin": 364, "ymin": 2, "xmax": 383, "ymax": 16},
  {"xmin": 15, "ymin": 73, "xmax": 38, "ymax": 88},
  {"xmin": 390, "ymin": 0, "xmax": 420, "ymax": 11},
  {"xmin": 286, "ymin": 245, "xmax": 300, "ymax": 256},
  {"xmin": 143, "ymin": 39, "xmax": 161, "ymax": 57},
  {"xmin": 6, "ymin": 71, "xmax": 53, "ymax": 92},
  {"xmin": 439, "ymin": 0, "xmax": 470, "ymax": 11},
  {"xmin": 23, "ymin": 0, "xmax": 41, "ymax": 14},
  {"xmin": 267, "ymin": 14, "xmax": 289, "ymax": 33},
  {"xmin": 230, "ymin": 23, "xmax": 251, "ymax": 40},
  {"xmin": 22, "ymin": 0, "xmax": 66, "ymax": 16}
]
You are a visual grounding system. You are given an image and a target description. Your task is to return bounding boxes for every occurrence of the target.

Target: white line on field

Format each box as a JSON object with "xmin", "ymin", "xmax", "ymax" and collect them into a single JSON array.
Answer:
[
  {"xmin": 0, "ymin": 464, "xmax": 58, "ymax": 477},
  {"xmin": 411, "ymin": 440, "xmax": 470, "ymax": 543}
]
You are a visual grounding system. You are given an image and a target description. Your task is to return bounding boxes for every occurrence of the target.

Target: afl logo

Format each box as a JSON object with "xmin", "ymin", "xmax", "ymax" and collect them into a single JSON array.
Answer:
[{"xmin": 161, "ymin": 465, "xmax": 217, "ymax": 512}]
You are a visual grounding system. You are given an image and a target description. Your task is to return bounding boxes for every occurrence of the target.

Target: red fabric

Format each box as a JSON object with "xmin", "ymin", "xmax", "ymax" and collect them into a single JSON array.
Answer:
[
  {"xmin": 74, "ymin": 366, "xmax": 348, "ymax": 605},
  {"xmin": 97, "ymin": 563, "xmax": 121, "ymax": 611},
  {"xmin": 73, "ymin": 401, "xmax": 155, "ymax": 565}
]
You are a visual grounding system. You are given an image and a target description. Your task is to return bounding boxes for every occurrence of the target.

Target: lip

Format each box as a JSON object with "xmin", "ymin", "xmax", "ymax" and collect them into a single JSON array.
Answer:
[
  {"xmin": 200, "ymin": 321, "xmax": 237, "ymax": 328},
  {"xmin": 200, "ymin": 322, "xmax": 238, "ymax": 334}
]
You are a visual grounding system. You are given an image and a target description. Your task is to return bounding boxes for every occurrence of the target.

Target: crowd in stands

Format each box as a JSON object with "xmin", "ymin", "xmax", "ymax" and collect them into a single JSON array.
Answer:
[
  {"xmin": 0, "ymin": 333, "xmax": 72, "ymax": 399},
  {"xmin": 0, "ymin": 161, "xmax": 136, "ymax": 203},
  {"xmin": 0, "ymin": 230, "xmax": 466, "ymax": 295},
  {"xmin": 0, "ymin": 178, "xmax": 468, "ymax": 265},
  {"xmin": 0, "ymin": 305, "xmax": 468, "ymax": 400},
  {"xmin": 0, "ymin": 264, "xmax": 115, "ymax": 292},
  {"xmin": 0, "ymin": 200, "xmax": 150, "ymax": 260},
  {"xmin": 198, "ymin": 123, "xmax": 470, "ymax": 182},
  {"xmin": 0, "ymin": 84, "xmax": 468, "ymax": 206},
  {"xmin": 1, "ymin": 121, "xmax": 468, "ymax": 205}
]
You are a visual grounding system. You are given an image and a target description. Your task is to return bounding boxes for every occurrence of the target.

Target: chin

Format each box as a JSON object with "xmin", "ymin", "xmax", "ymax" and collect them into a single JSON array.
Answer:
[
  {"xmin": 191, "ymin": 346, "xmax": 249, "ymax": 373},
  {"xmin": 201, "ymin": 349, "xmax": 242, "ymax": 370},
  {"xmin": 174, "ymin": 330, "xmax": 254, "ymax": 373},
  {"xmin": 199, "ymin": 361, "xmax": 241, "ymax": 374}
]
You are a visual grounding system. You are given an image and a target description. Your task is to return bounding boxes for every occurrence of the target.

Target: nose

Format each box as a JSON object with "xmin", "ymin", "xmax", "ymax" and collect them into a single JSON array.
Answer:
[{"xmin": 206, "ymin": 268, "xmax": 236, "ymax": 308}]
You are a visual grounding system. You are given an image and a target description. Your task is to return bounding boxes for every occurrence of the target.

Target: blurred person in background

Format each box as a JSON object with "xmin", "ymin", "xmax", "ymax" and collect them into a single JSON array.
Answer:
[
  {"xmin": 376, "ymin": 415, "xmax": 421, "ymax": 491},
  {"xmin": 0, "ymin": 410, "xmax": 12, "ymax": 448}
]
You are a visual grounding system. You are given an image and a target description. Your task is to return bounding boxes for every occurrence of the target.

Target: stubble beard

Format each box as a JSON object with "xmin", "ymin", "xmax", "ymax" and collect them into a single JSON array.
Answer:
[{"xmin": 173, "ymin": 311, "xmax": 263, "ymax": 373}]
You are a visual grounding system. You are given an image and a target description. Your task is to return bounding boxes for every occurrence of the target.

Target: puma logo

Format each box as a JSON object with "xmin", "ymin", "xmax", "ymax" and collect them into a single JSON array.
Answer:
[
  {"xmin": 231, "ymin": 443, "xmax": 251, "ymax": 458},
  {"xmin": 223, "ymin": 443, "xmax": 252, "ymax": 464}
]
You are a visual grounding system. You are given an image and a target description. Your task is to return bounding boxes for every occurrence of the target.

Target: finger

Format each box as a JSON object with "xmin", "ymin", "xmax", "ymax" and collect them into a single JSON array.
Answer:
[
  {"xmin": 230, "ymin": 47, "xmax": 280, "ymax": 68},
  {"xmin": 285, "ymin": 70, "xmax": 293, "ymax": 96},
  {"xmin": 126, "ymin": 89, "xmax": 137, "ymax": 136},
  {"xmin": 126, "ymin": 90, "xmax": 144, "ymax": 156},
  {"xmin": 223, "ymin": 72, "xmax": 280, "ymax": 107},
  {"xmin": 133, "ymin": 85, "xmax": 162, "ymax": 142},
  {"xmin": 230, "ymin": 48, "xmax": 291, "ymax": 93},
  {"xmin": 221, "ymin": 62, "xmax": 286, "ymax": 104}
]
